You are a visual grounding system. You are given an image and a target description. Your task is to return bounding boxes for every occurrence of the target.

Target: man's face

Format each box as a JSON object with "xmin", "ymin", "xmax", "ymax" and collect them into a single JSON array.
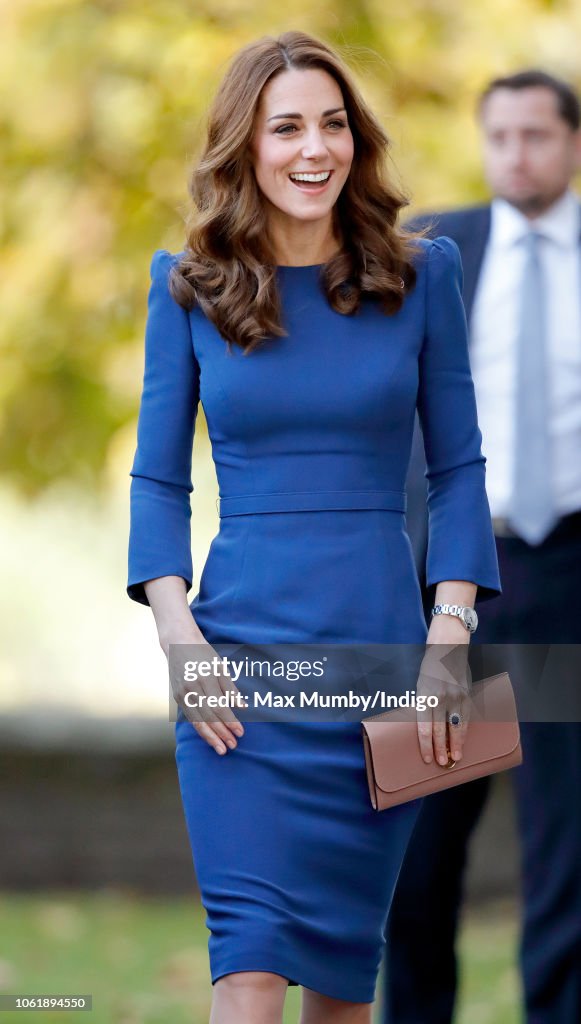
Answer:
[{"xmin": 479, "ymin": 86, "xmax": 581, "ymax": 215}]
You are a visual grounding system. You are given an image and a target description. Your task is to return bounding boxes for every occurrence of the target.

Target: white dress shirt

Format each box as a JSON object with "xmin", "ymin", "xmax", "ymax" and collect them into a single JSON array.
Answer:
[{"xmin": 470, "ymin": 189, "xmax": 581, "ymax": 518}]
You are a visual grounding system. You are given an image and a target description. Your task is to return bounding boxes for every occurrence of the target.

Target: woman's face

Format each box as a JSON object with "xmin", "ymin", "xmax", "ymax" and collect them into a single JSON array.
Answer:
[{"xmin": 249, "ymin": 67, "xmax": 354, "ymax": 228}]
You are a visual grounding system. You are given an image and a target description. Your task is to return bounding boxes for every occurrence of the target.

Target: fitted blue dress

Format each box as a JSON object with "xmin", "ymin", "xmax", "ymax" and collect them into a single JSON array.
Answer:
[{"xmin": 127, "ymin": 237, "xmax": 501, "ymax": 1003}]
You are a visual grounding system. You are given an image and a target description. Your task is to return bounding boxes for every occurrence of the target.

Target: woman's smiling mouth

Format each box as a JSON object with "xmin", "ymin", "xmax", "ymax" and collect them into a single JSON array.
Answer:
[{"xmin": 288, "ymin": 170, "xmax": 333, "ymax": 192}]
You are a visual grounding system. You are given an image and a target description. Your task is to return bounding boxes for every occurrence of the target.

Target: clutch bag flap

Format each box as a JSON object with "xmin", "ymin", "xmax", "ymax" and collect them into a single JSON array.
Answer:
[{"xmin": 361, "ymin": 672, "xmax": 522, "ymax": 809}]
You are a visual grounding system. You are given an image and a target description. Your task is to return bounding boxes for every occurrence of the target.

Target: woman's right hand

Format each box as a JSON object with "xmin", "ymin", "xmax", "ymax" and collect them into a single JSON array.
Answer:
[
  {"xmin": 161, "ymin": 625, "xmax": 245, "ymax": 756},
  {"xmin": 142, "ymin": 576, "xmax": 245, "ymax": 755}
]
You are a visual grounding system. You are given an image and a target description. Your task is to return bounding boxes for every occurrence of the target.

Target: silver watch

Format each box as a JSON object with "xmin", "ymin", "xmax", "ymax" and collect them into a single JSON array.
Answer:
[{"xmin": 431, "ymin": 603, "xmax": 478, "ymax": 634}]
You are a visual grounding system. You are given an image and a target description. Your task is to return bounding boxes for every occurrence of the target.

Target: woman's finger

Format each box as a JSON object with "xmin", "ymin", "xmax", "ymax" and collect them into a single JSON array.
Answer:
[
  {"xmin": 178, "ymin": 665, "xmax": 245, "ymax": 736},
  {"xmin": 416, "ymin": 706, "xmax": 434, "ymax": 763},
  {"xmin": 446, "ymin": 708, "xmax": 464, "ymax": 762},
  {"xmin": 447, "ymin": 691, "xmax": 471, "ymax": 762},
  {"xmin": 432, "ymin": 699, "xmax": 450, "ymax": 766},
  {"xmin": 192, "ymin": 720, "xmax": 229, "ymax": 755},
  {"xmin": 184, "ymin": 695, "xmax": 243, "ymax": 748}
]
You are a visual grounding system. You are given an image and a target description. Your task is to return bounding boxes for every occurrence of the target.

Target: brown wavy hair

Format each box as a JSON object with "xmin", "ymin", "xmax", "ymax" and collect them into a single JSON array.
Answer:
[{"xmin": 169, "ymin": 30, "xmax": 423, "ymax": 354}]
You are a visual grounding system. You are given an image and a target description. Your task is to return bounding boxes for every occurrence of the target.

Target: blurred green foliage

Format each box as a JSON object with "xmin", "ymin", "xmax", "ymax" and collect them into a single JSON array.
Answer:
[
  {"xmin": 1, "ymin": 0, "xmax": 580, "ymax": 495},
  {"xmin": 0, "ymin": 891, "xmax": 519, "ymax": 1023}
]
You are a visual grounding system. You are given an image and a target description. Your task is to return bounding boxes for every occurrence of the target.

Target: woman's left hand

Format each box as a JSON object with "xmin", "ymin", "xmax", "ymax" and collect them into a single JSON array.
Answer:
[{"xmin": 416, "ymin": 615, "xmax": 472, "ymax": 766}]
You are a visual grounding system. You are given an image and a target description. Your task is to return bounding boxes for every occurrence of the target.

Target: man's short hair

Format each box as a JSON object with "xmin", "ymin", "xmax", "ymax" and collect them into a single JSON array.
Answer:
[{"xmin": 478, "ymin": 69, "xmax": 580, "ymax": 131}]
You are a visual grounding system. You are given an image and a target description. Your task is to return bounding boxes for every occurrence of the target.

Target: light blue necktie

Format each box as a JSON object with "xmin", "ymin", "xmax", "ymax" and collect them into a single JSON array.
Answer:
[{"xmin": 507, "ymin": 230, "xmax": 557, "ymax": 545}]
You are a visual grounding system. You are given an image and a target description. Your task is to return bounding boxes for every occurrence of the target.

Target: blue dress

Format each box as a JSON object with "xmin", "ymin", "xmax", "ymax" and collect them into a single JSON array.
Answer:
[{"xmin": 127, "ymin": 237, "xmax": 501, "ymax": 1003}]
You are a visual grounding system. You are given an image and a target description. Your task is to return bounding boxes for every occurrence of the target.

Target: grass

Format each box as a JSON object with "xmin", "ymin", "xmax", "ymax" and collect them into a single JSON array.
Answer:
[
  {"xmin": 454, "ymin": 898, "xmax": 522, "ymax": 1024},
  {"xmin": 0, "ymin": 892, "xmax": 521, "ymax": 1023}
]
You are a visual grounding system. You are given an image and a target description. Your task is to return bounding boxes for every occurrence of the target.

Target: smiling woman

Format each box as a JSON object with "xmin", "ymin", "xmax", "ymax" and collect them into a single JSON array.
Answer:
[
  {"xmin": 127, "ymin": 28, "xmax": 500, "ymax": 1024},
  {"xmin": 167, "ymin": 31, "xmax": 421, "ymax": 353},
  {"xmin": 250, "ymin": 71, "xmax": 354, "ymax": 225}
]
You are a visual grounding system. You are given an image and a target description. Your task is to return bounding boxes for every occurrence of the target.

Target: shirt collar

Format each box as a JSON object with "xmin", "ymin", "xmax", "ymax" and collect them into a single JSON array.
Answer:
[{"xmin": 490, "ymin": 189, "xmax": 581, "ymax": 249}]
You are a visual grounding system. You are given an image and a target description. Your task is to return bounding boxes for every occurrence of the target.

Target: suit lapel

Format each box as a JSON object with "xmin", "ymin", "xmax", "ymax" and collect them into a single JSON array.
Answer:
[{"xmin": 458, "ymin": 207, "xmax": 491, "ymax": 332}]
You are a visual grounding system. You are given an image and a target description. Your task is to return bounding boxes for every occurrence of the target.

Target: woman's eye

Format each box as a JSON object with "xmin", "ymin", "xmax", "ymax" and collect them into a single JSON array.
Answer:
[{"xmin": 274, "ymin": 118, "xmax": 348, "ymax": 135}]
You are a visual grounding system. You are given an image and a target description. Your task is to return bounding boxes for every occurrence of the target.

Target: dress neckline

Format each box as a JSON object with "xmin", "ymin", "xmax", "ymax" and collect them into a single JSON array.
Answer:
[{"xmin": 276, "ymin": 263, "xmax": 324, "ymax": 269}]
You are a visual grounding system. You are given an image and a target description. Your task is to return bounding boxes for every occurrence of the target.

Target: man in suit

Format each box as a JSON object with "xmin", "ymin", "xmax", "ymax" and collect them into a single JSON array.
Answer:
[{"xmin": 382, "ymin": 70, "xmax": 581, "ymax": 1024}]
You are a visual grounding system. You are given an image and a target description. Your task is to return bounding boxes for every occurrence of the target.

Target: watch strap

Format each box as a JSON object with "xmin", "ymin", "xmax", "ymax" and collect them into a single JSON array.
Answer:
[{"xmin": 431, "ymin": 604, "xmax": 477, "ymax": 633}]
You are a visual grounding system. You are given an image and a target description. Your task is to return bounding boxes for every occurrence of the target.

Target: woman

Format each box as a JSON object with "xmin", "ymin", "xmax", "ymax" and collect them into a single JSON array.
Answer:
[{"xmin": 127, "ymin": 30, "xmax": 501, "ymax": 1024}]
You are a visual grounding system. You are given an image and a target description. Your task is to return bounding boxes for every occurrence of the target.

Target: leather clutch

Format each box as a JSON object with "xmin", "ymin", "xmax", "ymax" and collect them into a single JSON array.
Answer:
[{"xmin": 361, "ymin": 671, "xmax": 522, "ymax": 811}]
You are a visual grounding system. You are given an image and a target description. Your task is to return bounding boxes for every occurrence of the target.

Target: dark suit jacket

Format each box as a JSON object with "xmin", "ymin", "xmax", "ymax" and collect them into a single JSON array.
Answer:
[{"xmin": 405, "ymin": 205, "xmax": 492, "ymax": 589}]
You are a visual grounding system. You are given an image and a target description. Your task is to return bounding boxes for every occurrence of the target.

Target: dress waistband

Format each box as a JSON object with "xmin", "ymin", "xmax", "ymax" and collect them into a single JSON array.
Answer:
[{"xmin": 217, "ymin": 489, "xmax": 407, "ymax": 517}]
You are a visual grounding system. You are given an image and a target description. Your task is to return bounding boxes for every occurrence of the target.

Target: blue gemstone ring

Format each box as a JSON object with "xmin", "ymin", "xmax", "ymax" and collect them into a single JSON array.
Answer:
[{"xmin": 448, "ymin": 712, "xmax": 462, "ymax": 727}]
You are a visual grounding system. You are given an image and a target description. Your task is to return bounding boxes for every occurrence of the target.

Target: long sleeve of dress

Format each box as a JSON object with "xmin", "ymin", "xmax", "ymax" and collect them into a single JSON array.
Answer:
[
  {"xmin": 127, "ymin": 249, "xmax": 200, "ymax": 606},
  {"xmin": 417, "ymin": 236, "xmax": 501, "ymax": 602}
]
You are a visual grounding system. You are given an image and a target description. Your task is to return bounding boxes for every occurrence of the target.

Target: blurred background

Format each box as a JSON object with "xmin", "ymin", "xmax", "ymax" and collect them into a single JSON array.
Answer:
[{"xmin": 1, "ymin": 0, "xmax": 580, "ymax": 1021}]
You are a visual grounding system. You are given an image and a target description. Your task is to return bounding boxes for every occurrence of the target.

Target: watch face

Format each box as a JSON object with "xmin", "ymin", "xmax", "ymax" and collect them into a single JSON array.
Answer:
[{"xmin": 462, "ymin": 607, "xmax": 478, "ymax": 632}]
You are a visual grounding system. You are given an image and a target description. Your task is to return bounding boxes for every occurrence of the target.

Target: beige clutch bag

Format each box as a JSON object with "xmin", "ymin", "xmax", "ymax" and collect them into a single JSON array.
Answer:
[{"xmin": 361, "ymin": 671, "xmax": 522, "ymax": 811}]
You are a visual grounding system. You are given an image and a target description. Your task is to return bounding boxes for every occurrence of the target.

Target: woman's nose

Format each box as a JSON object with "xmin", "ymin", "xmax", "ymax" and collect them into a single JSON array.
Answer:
[{"xmin": 300, "ymin": 129, "xmax": 329, "ymax": 159}]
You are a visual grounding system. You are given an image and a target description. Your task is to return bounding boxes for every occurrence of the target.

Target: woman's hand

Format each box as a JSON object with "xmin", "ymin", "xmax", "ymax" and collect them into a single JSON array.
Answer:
[
  {"xmin": 142, "ymin": 576, "xmax": 245, "ymax": 756},
  {"xmin": 162, "ymin": 623, "xmax": 245, "ymax": 755},
  {"xmin": 156, "ymin": 614, "xmax": 242, "ymax": 753},
  {"xmin": 416, "ymin": 612, "xmax": 472, "ymax": 766}
]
